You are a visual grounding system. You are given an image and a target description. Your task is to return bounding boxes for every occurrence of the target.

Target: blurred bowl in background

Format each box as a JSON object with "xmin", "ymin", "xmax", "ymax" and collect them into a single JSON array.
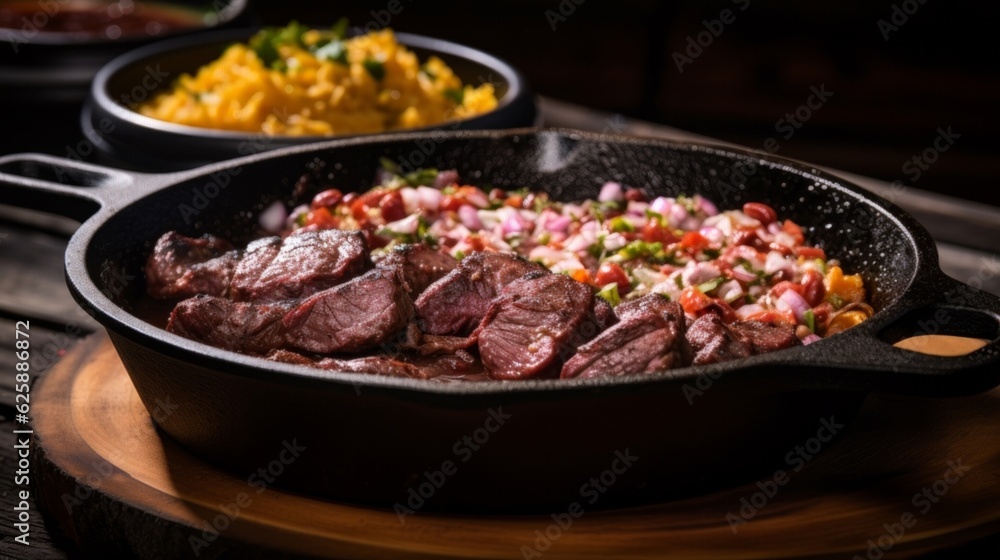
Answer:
[
  {"xmin": 82, "ymin": 27, "xmax": 539, "ymax": 171},
  {"xmin": 0, "ymin": 0, "xmax": 251, "ymax": 105},
  {"xmin": 0, "ymin": 0, "xmax": 251, "ymax": 159}
]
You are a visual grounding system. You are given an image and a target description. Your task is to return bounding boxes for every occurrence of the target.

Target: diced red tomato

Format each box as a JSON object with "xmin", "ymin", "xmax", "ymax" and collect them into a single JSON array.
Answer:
[
  {"xmin": 441, "ymin": 186, "xmax": 486, "ymax": 212},
  {"xmin": 349, "ymin": 187, "xmax": 393, "ymax": 222},
  {"xmin": 304, "ymin": 207, "xmax": 338, "ymax": 229},
  {"xmin": 782, "ymin": 219, "xmax": 805, "ymax": 245},
  {"xmin": 594, "ymin": 262, "xmax": 630, "ymax": 295},
  {"xmin": 794, "ymin": 246, "xmax": 826, "ymax": 259},
  {"xmin": 504, "ymin": 195, "xmax": 523, "ymax": 208},
  {"xmin": 739, "ymin": 309, "xmax": 795, "ymax": 325},
  {"xmin": 642, "ymin": 222, "xmax": 677, "ymax": 244},
  {"xmin": 769, "ymin": 280, "xmax": 805, "ymax": 299},
  {"xmin": 679, "ymin": 287, "xmax": 712, "ymax": 315},
  {"xmin": 680, "ymin": 231, "xmax": 709, "ymax": 252},
  {"xmin": 570, "ymin": 269, "xmax": 594, "ymax": 286}
]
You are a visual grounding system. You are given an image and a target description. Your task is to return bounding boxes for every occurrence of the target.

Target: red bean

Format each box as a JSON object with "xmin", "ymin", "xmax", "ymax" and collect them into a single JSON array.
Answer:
[
  {"xmin": 801, "ymin": 270, "xmax": 826, "ymax": 307},
  {"xmin": 379, "ymin": 192, "xmax": 406, "ymax": 222},
  {"xmin": 624, "ymin": 188, "xmax": 647, "ymax": 202},
  {"xmin": 743, "ymin": 202, "xmax": 777, "ymax": 225},
  {"xmin": 311, "ymin": 188, "xmax": 343, "ymax": 209}
]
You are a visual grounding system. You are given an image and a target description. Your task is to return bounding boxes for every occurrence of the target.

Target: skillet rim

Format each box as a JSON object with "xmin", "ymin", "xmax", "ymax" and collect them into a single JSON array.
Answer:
[{"xmin": 66, "ymin": 128, "xmax": 942, "ymax": 396}]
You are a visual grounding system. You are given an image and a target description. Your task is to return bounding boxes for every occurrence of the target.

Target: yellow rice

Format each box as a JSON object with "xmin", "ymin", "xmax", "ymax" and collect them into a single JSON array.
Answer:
[{"xmin": 138, "ymin": 29, "xmax": 498, "ymax": 136}]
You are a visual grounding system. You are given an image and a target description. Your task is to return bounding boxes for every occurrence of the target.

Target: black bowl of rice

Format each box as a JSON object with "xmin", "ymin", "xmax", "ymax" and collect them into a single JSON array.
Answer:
[{"xmin": 83, "ymin": 25, "xmax": 538, "ymax": 171}]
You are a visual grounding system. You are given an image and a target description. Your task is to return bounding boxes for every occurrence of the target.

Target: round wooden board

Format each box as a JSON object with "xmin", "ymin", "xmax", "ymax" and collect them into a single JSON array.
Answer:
[{"xmin": 32, "ymin": 334, "xmax": 1000, "ymax": 559}]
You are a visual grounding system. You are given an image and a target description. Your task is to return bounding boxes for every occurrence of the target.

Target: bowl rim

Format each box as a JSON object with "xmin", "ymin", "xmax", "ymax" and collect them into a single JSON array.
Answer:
[{"xmin": 89, "ymin": 26, "xmax": 529, "ymax": 141}]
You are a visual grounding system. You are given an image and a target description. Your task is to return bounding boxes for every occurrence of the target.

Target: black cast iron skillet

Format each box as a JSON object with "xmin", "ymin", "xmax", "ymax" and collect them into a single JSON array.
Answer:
[{"xmin": 2, "ymin": 129, "xmax": 999, "ymax": 512}]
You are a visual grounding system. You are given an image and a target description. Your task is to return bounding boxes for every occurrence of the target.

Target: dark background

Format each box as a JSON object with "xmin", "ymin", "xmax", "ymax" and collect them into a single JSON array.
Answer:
[
  {"xmin": 2, "ymin": 0, "xmax": 997, "ymax": 207},
  {"xmin": 267, "ymin": 0, "xmax": 995, "ymax": 206}
]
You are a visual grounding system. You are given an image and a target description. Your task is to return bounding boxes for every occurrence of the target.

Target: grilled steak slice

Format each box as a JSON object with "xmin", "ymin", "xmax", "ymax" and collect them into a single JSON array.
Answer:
[
  {"xmin": 230, "ymin": 229, "xmax": 371, "ymax": 302},
  {"xmin": 375, "ymin": 243, "xmax": 457, "ymax": 297},
  {"xmin": 686, "ymin": 314, "xmax": 754, "ymax": 365},
  {"xmin": 283, "ymin": 267, "xmax": 414, "ymax": 354},
  {"xmin": 730, "ymin": 320, "xmax": 802, "ymax": 354},
  {"xmin": 267, "ymin": 348, "xmax": 476, "ymax": 379},
  {"xmin": 592, "ymin": 297, "xmax": 619, "ymax": 331},
  {"xmin": 561, "ymin": 295, "xmax": 691, "ymax": 379},
  {"xmin": 167, "ymin": 295, "xmax": 289, "ymax": 355},
  {"xmin": 268, "ymin": 348, "xmax": 424, "ymax": 378},
  {"xmin": 229, "ymin": 236, "xmax": 282, "ymax": 301},
  {"xmin": 146, "ymin": 232, "xmax": 238, "ymax": 299},
  {"xmin": 415, "ymin": 251, "xmax": 546, "ymax": 336},
  {"xmin": 476, "ymin": 273, "xmax": 596, "ymax": 380}
]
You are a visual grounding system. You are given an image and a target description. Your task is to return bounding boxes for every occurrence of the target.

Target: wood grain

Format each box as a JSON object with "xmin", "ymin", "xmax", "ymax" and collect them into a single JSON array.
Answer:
[{"xmin": 31, "ymin": 334, "xmax": 1000, "ymax": 559}]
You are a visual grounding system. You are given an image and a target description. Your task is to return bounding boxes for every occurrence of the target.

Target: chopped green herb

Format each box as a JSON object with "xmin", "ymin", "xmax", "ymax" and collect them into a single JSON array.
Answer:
[
  {"xmin": 674, "ymin": 274, "xmax": 684, "ymax": 289},
  {"xmin": 249, "ymin": 28, "xmax": 281, "ymax": 66},
  {"xmin": 443, "ymin": 88, "xmax": 464, "ymax": 105},
  {"xmin": 363, "ymin": 59, "xmax": 386, "ymax": 80},
  {"xmin": 454, "ymin": 250, "xmax": 465, "ymax": 260},
  {"xmin": 697, "ymin": 277, "xmax": 723, "ymax": 294},
  {"xmin": 645, "ymin": 209, "xmax": 667, "ymax": 227},
  {"xmin": 537, "ymin": 232, "xmax": 551, "ymax": 245},
  {"xmin": 618, "ymin": 240, "xmax": 669, "ymax": 263},
  {"xmin": 378, "ymin": 157, "xmax": 400, "ymax": 174},
  {"xmin": 314, "ymin": 39, "xmax": 348, "ymax": 64},
  {"xmin": 420, "ymin": 66, "xmax": 437, "ymax": 80},
  {"xmin": 814, "ymin": 258, "xmax": 827, "ymax": 274},
  {"xmin": 251, "ymin": 21, "xmax": 309, "ymax": 66},
  {"xmin": 609, "ymin": 216, "xmax": 635, "ymax": 233},
  {"xmin": 702, "ymin": 248, "xmax": 721, "ymax": 259},
  {"xmin": 597, "ymin": 283, "xmax": 621, "ymax": 306},
  {"xmin": 587, "ymin": 241, "xmax": 604, "ymax": 260},
  {"xmin": 270, "ymin": 59, "xmax": 288, "ymax": 72},
  {"xmin": 803, "ymin": 309, "xmax": 816, "ymax": 333},
  {"xmin": 331, "ymin": 17, "xmax": 349, "ymax": 40},
  {"xmin": 829, "ymin": 294, "xmax": 845, "ymax": 310},
  {"xmin": 404, "ymin": 167, "xmax": 438, "ymax": 187}
]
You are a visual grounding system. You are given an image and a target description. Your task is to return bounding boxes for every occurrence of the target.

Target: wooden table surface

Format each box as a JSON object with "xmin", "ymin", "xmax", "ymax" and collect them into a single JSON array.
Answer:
[{"xmin": 1, "ymin": 100, "xmax": 998, "ymax": 559}]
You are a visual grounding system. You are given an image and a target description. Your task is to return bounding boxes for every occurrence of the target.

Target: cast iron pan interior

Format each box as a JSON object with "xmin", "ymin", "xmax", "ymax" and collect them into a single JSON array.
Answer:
[{"xmin": 1, "ymin": 130, "xmax": 998, "ymax": 512}]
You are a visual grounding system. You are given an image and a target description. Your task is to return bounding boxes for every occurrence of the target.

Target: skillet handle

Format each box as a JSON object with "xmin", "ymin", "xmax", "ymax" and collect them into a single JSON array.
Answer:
[
  {"xmin": 798, "ymin": 272, "xmax": 1000, "ymax": 396},
  {"xmin": 0, "ymin": 153, "xmax": 151, "ymax": 222}
]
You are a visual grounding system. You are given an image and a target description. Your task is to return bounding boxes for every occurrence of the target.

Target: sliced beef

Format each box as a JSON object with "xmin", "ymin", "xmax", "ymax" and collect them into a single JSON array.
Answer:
[
  {"xmin": 166, "ymin": 295, "xmax": 289, "ymax": 355},
  {"xmin": 230, "ymin": 229, "xmax": 371, "ymax": 302},
  {"xmin": 592, "ymin": 297, "xmax": 619, "ymax": 331},
  {"xmin": 283, "ymin": 267, "xmax": 414, "ymax": 354},
  {"xmin": 561, "ymin": 295, "xmax": 692, "ymax": 379},
  {"xmin": 146, "ymin": 232, "xmax": 238, "ymax": 299},
  {"xmin": 686, "ymin": 314, "xmax": 754, "ymax": 365},
  {"xmin": 375, "ymin": 243, "xmax": 458, "ymax": 297},
  {"xmin": 476, "ymin": 273, "xmax": 596, "ymax": 380},
  {"xmin": 229, "ymin": 236, "xmax": 282, "ymax": 300},
  {"xmin": 267, "ymin": 348, "xmax": 477, "ymax": 380},
  {"xmin": 402, "ymin": 332, "xmax": 477, "ymax": 356},
  {"xmin": 730, "ymin": 320, "xmax": 802, "ymax": 354},
  {"xmin": 415, "ymin": 251, "xmax": 546, "ymax": 336},
  {"xmin": 410, "ymin": 351, "xmax": 482, "ymax": 378},
  {"xmin": 269, "ymin": 348, "xmax": 425, "ymax": 378},
  {"xmin": 265, "ymin": 349, "xmax": 317, "ymax": 366}
]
